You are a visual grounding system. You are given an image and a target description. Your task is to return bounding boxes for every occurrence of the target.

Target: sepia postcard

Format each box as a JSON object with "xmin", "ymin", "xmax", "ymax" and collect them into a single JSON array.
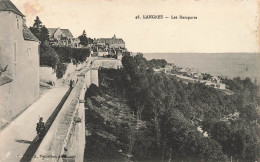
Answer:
[{"xmin": 0, "ymin": 0, "xmax": 259, "ymax": 161}]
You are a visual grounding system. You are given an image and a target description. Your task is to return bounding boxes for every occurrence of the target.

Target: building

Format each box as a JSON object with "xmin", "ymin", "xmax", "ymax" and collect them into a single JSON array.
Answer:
[
  {"xmin": 48, "ymin": 27, "xmax": 79, "ymax": 47},
  {"xmin": 98, "ymin": 51, "xmax": 109, "ymax": 57},
  {"xmin": 94, "ymin": 34, "xmax": 125, "ymax": 48},
  {"xmin": 153, "ymin": 65, "xmax": 173, "ymax": 74},
  {"xmin": 0, "ymin": 0, "xmax": 40, "ymax": 127},
  {"xmin": 211, "ymin": 76, "xmax": 221, "ymax": 84},
  {"xmin": 117, "ymin": 52, "xmax": 123, "ymax": 61}
]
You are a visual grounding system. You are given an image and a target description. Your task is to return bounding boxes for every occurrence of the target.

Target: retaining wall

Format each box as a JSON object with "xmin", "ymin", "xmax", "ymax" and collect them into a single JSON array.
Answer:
[
  {"xmin": 92, "ymin": 58, "xmax": 122, "ymax": 69},
  {"xmin": 40, "ymin": 67, "xmax": 56, "ymax": 85},
  {"xmin": 33, "ymin": 65, "xmax": 98, "ymax": 162},
  {"xmin": 32, "ymin": 75, "xmax": 87, "ymax": 162}
]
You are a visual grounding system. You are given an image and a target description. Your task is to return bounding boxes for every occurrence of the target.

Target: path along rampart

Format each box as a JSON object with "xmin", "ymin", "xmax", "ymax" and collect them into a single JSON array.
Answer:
[
  {"xmin": 32, "ymin": 57, "xmax": 119, "ymax": 162},
  {"xmin": 32, "ymin": 58, "xmax": 98, "ymax": 161}
]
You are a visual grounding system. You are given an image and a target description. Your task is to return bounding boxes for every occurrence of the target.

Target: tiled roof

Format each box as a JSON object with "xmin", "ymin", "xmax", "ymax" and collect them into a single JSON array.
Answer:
[
  {"xmin": 0, "ymin": 0, "xmax": 24, "ymax": 17},
  {"xmin": 47, "ymin": 28, "xmax": 58, "ymax": 37},
  {"xmin": 95, "ymin": 38, "xmax": 125, "ymax": 44},
  {"xmin": 23, "ymin": 22, "xmax": 40, "ymax": 42},
  {"xmin": 48, "ymin": 28, "xmax": 74, "ymax": 38},
  {"xmin": 61, "ymin": 29, "xmax": 73, "ymax": 38}
]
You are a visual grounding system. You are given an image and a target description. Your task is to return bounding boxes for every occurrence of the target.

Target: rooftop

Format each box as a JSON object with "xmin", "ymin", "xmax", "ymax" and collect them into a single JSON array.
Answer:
[
  {"xmin": 47, "ymin": 28, "xmax": 57, "ymax": 36},
  {"xmin": 95, "ymin": 38, "xmax": 125, "ymax": 44},
  {"xmin": 23, "ymin": 22, "xmax": 40, "ymax": 42},
  {"xmin": 0, "ymin": 0, "xmax": 24, "ymax": 17},
  {"xmin": 48, "ymin": 28, "xmax": 74, "ymax": 38},
  {"xmin": 94, "ymin": 35, "xmax": 125, "ymax": 44},
  {"xmin": 61, "ymin": 29, "xmax": 74, "ymax": 38}
]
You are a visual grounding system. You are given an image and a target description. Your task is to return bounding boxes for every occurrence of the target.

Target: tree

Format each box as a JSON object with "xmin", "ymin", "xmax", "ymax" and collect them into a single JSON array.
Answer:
[
  {"xmin": 39, "ymin": 43, "xmax": 59, "ymax": 68},
  {"xmin": 29, "ymin": 16, "xmax": 49, "ymax": 42},
  {"xmin": 98, "ymin": 54, "xmax": 260, "ymax": 161},
  {"xmin": 122, "ymin": 55, "xmax": 138, "ymax": 77},
  {"xmin": 33, "ymin": 16, "xmax": 42, "ymax": 28},
  {"xmin": 78, "ymin": 30, "xmax": 88, "ymax": 46},
  {"xmin": 87, "ymin": 37, "xmax": 94, "ymax": 44},
  {"xmin": 147, "ymin": 59, "xmax": 167, "ymax": 68},
  {"xmin": 39, "ymin": 26, "xmax": 49, "ymax": 42}
]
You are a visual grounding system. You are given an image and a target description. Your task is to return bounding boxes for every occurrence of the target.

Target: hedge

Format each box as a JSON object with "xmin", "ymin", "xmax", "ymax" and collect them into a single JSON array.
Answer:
[{"xmin": 51, "ymin": 46, "xmax": 90, "ymax": 64}]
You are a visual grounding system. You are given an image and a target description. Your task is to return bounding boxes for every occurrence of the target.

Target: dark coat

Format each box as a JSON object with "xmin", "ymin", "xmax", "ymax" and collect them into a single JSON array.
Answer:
[{"xmin": 36, "ymin": 122, "xmax": 46, "ymax": 137}]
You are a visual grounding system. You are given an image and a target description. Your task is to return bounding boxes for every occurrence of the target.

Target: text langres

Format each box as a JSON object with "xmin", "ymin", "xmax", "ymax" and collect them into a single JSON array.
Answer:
[
  {"xmin": 141, "ymin": 15, "xmax": 197, "ymax": 20},
  {"xmin": 142, "ymin": 15, "xmax": 164, "ymax": 19}
]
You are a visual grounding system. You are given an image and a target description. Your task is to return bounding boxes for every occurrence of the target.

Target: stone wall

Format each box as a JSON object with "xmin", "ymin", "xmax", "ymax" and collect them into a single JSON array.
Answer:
[
  {"xmin": 62, "ymin": 63, "xmax": 75, "ymax": 80},
  {"xmin": 32, "ymin": 58, "xmax": 100, "ymax": 161},
  {"xmin": 92, "ymin": 58, "xmax": 122, "ymax": 69},
  {"xmin": 32, "ymin": 76, "xmax": 86, "ymax": 161},
  {"xmin": 90, "ymin": 68, "xmax": 99, "ymax": 87},
  {"xmin": 33, "ymin": 68, "xmax": 98, "ymax": 162},
  {"xmin": 40, "ymin": 62, "xmax": 86, "ymax": 87},
  {"xmin": 40, "ymin": 67, "xmax": 56, "ymax": 85}
]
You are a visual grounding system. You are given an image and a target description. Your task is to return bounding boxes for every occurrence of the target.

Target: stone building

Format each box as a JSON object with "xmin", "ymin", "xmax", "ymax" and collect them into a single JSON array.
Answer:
[
  {"xmin": 0, "ymin": 0, "xmax": 40, "ymax": 127},
  {"xmin": 94, "ymin": 34, "xmax": 125, "ymax": 48},
  {"xmin": 48, "ymin": 28, "xmax": 79, "ymax": 47}
]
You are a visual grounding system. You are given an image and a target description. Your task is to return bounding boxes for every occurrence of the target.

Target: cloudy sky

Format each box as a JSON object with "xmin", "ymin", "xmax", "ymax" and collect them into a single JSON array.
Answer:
[{"xmin": 12, "ymin": 0, "xmax": 259, "ymax": 53}]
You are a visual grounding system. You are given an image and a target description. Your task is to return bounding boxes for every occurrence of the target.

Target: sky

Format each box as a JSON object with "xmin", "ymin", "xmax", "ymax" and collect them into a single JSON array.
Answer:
[{"xmin": 11, "ymin": 0, "xmax": 259, "ymax": 53}]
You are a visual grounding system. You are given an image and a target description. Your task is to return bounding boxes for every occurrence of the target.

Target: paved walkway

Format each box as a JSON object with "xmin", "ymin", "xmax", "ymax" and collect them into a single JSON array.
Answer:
[
  {"xmin": 0, "ymin": 60, "xmax": 91, "ymax": 162},
  {"xmin": 0, "ymin": 86, "xmax": 69, "ymax": 162}
]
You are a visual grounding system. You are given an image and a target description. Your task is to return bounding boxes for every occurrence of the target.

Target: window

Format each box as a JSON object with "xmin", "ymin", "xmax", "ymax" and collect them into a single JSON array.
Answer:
[
  {"xmin": 27, "ymin": 48, "xmax": 31, "ymax": 58},
  {"xmin": 17, "ymin": 19, "xmax": 19, "ymax": 29},
  {"xmin": 13, "ymin": 42, "xmax": 17, "ymax": 77},
  {"xmin": 0, "ymin": 45, "xmax": 6, "ymax": 65},
  {"xmin": 14, "ymin": 42, "xmax": 17, "ymax": 63}
]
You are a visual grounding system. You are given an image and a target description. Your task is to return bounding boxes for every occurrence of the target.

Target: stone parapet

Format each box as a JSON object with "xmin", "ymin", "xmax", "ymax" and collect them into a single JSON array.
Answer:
[
  {"xmin": 32, "ymin": 58, "xmax": 102, "ymax": 162},
  {"xmin": 32, "ymin": 76, "xmax": 86, "ymax": 162}
]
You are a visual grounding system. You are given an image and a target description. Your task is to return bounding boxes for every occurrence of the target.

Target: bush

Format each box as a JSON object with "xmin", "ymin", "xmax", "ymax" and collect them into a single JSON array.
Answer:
[
  {"xmin": 39, "ymin": 44, "xmax": 91, "ymax": 79},
  {"xmin": 51, "ymin": 46, "xmax": 90, "ymax": 63},
  {"xmin": 85, "ymin": 84, "xmax": 100, "ymax": 98},
  {"xmin": 56, "ymin": 63, "xmax": 67, "ymax": 79},
  {"xmin": 147, "ymin": 59, "xmax": 167, "ymax": 68},
  {"xmin": 51, "ymin": 46, "xmax": 72, "ymax": 63},
  {"xmin": 40, "ymin": 43, "xmax": 59, "ymax": 68},
  {"xmin": 72, "ymin": 48, "xmax": 90, "ymax": 62},
  {"xmin": 202, "ymin": 73, "xmax": 212, "ymax": 80}
]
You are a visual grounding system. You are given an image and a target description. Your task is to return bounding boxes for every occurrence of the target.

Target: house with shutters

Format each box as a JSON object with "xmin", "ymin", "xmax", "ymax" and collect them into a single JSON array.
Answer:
[
  {"xmin": 48, "ymin": 28, "xmax": 80, "ymax": 48},
  {"xmin": 0, "ymin": 0, "xmax": 40, "ymax": 127}
]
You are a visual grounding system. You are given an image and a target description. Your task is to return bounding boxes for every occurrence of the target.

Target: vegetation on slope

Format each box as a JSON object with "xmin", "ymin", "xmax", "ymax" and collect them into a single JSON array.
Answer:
[
  {"xmin": 84, "ymin": 53, "xmax": 260, "ymax": 161},
  {"xmin": 84, "ymin": 84, "xmax": 155, "ymax": 161}
]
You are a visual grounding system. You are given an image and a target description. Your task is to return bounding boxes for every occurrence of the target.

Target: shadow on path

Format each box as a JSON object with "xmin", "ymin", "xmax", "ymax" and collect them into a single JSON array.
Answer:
[
  {"xmin": 20, "ymin": 88, "xmax": 72, "ymax": 162},
  {"xmin": 15, "ymin": 139, "xmax": 33, "ymax": 144}
]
